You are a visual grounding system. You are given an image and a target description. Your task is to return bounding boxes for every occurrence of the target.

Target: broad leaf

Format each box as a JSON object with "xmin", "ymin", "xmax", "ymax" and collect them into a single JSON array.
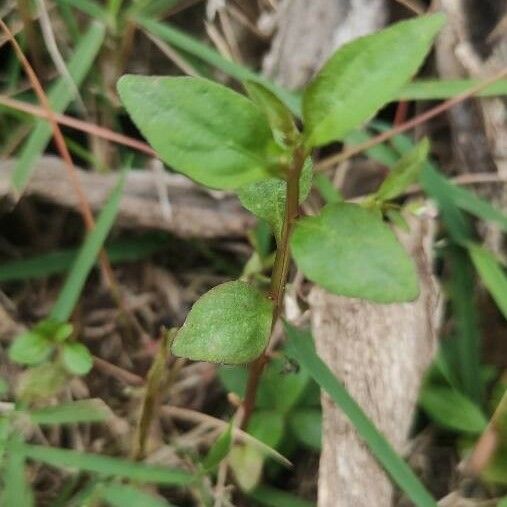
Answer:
[
  {"xmin": 118, "ymin": 76, "xmax": 283, "ymax": 190},
  {"xmin": 244, "ymin": 80, "xmax": 299, "ymax": 148},
  {"xmin": 374, "ymin": 138, "xmax": 429, "ymax": 202},
  {"xmin": 303, "ymin": 14, "xmax": 445, "ymax": 147},
  {"xmin": 238, "ymin": 159, "xmax": 313, "ymax": 242},
  {"xmin": 291, "ymin": 203, "xmax": 419, "ymax": 303},
  {"xmin": 8, "ymin": 332, "xmax": 53, "ymax": 366},
  {"xmin": 419, "ymin": 385, "xmax": 487, "ymax": 434},
  {"xmin": 171, "ymin": 281, "xmax": 273, "ymax": 364},
  {"xmin": 62, "ymin": 342, "xmax": 93, "ymax": 375}
]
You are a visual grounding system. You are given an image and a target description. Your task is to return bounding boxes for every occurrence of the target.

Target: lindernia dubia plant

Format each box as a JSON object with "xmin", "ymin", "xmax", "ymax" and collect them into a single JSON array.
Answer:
[{"xmin": 118, "ymin": 13, "xmax": 445, "ymax": 424}]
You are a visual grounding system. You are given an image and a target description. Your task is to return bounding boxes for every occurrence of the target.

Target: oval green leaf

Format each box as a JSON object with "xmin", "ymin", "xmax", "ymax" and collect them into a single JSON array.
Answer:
[
  {"xmin": 303, "ymin": 14, "xmax": 445, "ymax": 147},
  {"xmin": 291, "ymin": 203, "xmax": 419, "ymax": 303},
  {"xmin": 117, "ymin": 75, "xmax": 283, "ymax": 190},
  {"xmin": 62, "ymin": 342, "xmax": 93, "ymax": 375},
  {"xmin": 171, "ymin": 281, "xmax": 273, "ymax": 364},
  {"xmin": 9, "ymin": 332, "xmax": 53, "ymax": 366},
  {"xmin": 237, "ymin": 158, "xmax": 313, "ymax": 242}
]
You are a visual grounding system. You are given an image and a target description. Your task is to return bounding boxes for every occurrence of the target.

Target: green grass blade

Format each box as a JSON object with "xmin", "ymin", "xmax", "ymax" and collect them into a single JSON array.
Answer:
[
  {"xmin": 54, "ymin": 0, "xmax": 107, "ymax": 20},
  {"xmin": 133, "ymin": 16, "xmax": 301, "ymax": 115},
  {"xmin": 99, "ymin": 483, "xmax": 174, "ymax": 507},
  {"xmin": 17, "ymin": 443, "xmax": 193, "ymax": 485},
  {"xmin": 285, "ymin": 324, "xmax": 437, "ymax": 507},
  {"xmin": 49, "ymin": 172, "xmax": 126, "ymax": 322},
  {"xmin": 468, "ymin": 243, "xmax": 507, "ymax": 319},
  {"xmin": 3, "ymin": 441, "xmax": 34, "ymax": 507},
  {"xmin": 0, "ymin": 233, "xmax": 169, "ymax": 283},
  {"xmin": 399, "ymin": 79, "xmax": 507, "ymax": 100},
  {"xmin": 445, "ymin": 246, "xmax": 482, "ymax": 402},
  {"xmin": 11, "ymin": 21, "xmax": 106, "ymax": 191},
  {"xmin": 250, "ymin": 486, "xmax": 315, "ymax": 507},
  {"xmin": 29, "ymin": 399, "xmax": 110, "ymax": 425}
]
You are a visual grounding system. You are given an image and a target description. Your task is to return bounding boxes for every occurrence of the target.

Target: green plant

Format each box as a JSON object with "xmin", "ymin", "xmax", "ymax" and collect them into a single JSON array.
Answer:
[{"xmin": 117, "ymin": 13, "xmax": 446, "ymax": 505}]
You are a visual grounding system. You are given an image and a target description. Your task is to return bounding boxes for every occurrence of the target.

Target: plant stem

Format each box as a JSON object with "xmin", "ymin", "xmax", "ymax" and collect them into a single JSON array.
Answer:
[{"xmin": 241, "ymin": 145, "xmax": 306, "ymax": 429}]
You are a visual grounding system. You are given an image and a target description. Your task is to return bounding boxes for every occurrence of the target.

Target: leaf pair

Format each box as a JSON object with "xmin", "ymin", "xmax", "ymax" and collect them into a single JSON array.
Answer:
[
  {"xmin": 118, "ymin": 14, "xmax": 445, "ymax": 190},
  {"xmin": 118, "ymin": 14, "xmax": 446, "ymax": 365}
]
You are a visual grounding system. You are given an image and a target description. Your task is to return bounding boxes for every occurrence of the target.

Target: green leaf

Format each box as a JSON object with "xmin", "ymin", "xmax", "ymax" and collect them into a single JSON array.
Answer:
[
  {"xmin": 284, "ymin": 324, "xmax": 437, "ymax": 507},
  {"xmin": 291, "ymin": 203, "xmax": 419, "ymax": 303},
  {"xmin": 303, "ymin": 14, "xmax": 445, "ymax": 147},
  {"xmin": 244, "ymin": 80, "xmax": 299, "ymax": 148},
  {"xmin": 399, "ymin": 78, "xmax": 507, "ymax": 100},
  {"xmin": 30, "ymin": 399, "xmax": 110, "ymax": 425},
  {"xmin": 134, "ymin": 16, "xmax": 300, "ymax": 115},
  {"xmin": 8, "ymin": 332, "xmax": 53, "ymax": 366},
  {"xmin": 50, "ymin": 172, "xmax": 126, "ymax": 323},
  {"xmin": 201, "ymin": 423, "xmax": 233, "ymax": 472},
  {"xmin": 230, "ymin": 411, "xmax": 284, "ymax": 492},
  {"xmin": 118, "ymin": 75, "xmax": 283, "ymax": 190},
  {"xmin": 11, "ymin": 22, "xmax": 106, "ymax": 191},
  {"xmin": 237, "ymin": 158, "xmax": 313, "ymax": 242},
  {"xmin": 374, "ymin": 138, "xmax": 429, "ymax": 202},
  {"xmin": 17, "ymin": 442, "xmax": 193, "ymax": 486},
  {"xmin": 62, "ymin": 342, "xmax": 93, "ymax": 375},
  {"xmin": 498, "ymin": 497, "xmax": 507, "ymax": 507},
  {"xmin": 256, "ymin": 357, "xmax": 310, "ymax": 413},
  {"xmin": 99, "ymin": 483, "xmax": 174, "ymax": 507},
  {"xmin": 3, "ymin": 439, "xmax": 34, "ymax": 507},
  {"xmin": 229, "ymin": 444, "xmax": 263, "ymax": 492},
  {"xmin": 468, "ymin": 244, "xmax": 507, "ymax": 320},
  {"xmin": 419, "ymin": 385, "xmax": 487, "ymax": 434},
  {"xmin": 171, "ymin": 281, "xmax": 273, "ymax": 364},
  {"xmin": 289, "ymin": 409, "xmax": 322, "ymax": 451}
]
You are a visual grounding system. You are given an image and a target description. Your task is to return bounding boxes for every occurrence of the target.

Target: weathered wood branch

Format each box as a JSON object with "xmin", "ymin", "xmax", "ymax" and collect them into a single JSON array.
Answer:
[{"xmin": 0, "ymin": 156, "xmax": 253, "ymax": 239}]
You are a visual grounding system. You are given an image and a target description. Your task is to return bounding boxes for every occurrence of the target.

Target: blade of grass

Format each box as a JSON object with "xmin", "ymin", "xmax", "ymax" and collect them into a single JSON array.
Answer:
[
  {"xmin": 49, "ymin": 171, "xmax": 126, "ymax": 322},
  {"xmin": 99, "ymin": 482, "xmax": 174, "ymax": 507},
  {"xmin": 29, "ymin": 399, "xmax": 111, "ymax": 425},
  {"xmin": 250, "ymin": 486, "xmax": 315, "ymax": 507},
  {"xmin": 0, "ymin": 233, "xmax": 169, "ymax": 283},
  {"xmin": 400, "ymin": 78, "xmax": 507, "ymax": 100},
  {"xmin": 445, "ymin": 246, "xmax": 483, "ymax": 403},
  {"xmin": 284, "ymin": 324, "xmax": 437, "ymax": 507},
  {"xmin": 10, "ymin": 21, "xmax": 105, "ymax": 191},
  {"xmin": 3, "ymin": 439, "xmax": 34, "ymax": 507},
  {"xmin": 16, "ymin": 442, "xmax": 193, "ymax": 486},
  {"xmin": 468, "ymin": 243, "xmax": 507, "ymax": 319},
  {"xmin": 53, "ymin": 0, "xmax": 107, "ymax": 21}
]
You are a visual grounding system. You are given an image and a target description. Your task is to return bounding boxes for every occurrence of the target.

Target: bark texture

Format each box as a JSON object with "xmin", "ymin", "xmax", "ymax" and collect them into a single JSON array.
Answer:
[{"xmin": 310, "ymin": 215, "xmax": 442, "ymax": 507}]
